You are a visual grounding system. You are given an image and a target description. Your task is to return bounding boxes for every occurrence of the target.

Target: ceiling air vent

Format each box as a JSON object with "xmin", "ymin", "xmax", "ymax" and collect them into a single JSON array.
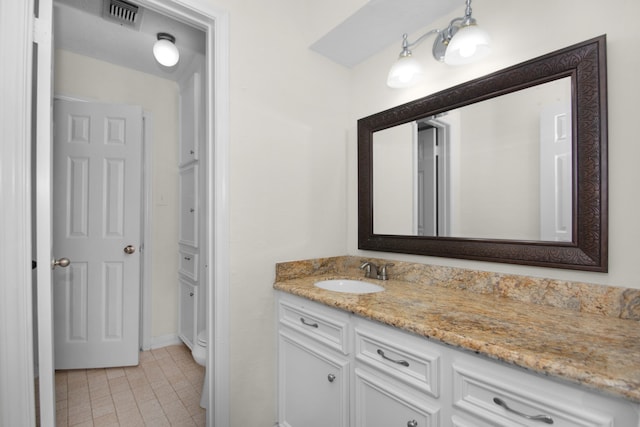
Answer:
[{"xmin": 103, "ymin": 0, "xmax": 143, "ymax": 30}]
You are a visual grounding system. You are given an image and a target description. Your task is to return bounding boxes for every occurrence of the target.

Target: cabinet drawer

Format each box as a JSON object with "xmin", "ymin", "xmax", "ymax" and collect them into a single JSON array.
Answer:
[
  {"xmin": 178, "ymin": 248, "xmax": 198, "ymax": 281},
  {"xmin": 452, "ymin": 356, "xmax": 637, "ymax": 427},
  {"xmin": 354, "ymin": 319, "xmax": 440, "ymax": 397},
  {"xmin": 355, "ymin": 367, "xmax": 439, "ymax": 427},
  {"xmin": 278, "ymin": 294, "xmax": 349, "ymax": 354}
]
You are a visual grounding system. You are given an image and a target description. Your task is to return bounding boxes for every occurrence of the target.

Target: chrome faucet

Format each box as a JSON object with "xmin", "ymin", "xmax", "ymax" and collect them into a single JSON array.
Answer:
[{"xmin": 360, "ymin": 261, "xmax": 394, "ymax": 280}]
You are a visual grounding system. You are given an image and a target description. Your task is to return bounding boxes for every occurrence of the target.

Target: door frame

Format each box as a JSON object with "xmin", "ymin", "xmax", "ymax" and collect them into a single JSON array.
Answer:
[
  {"xmin": 0, "ymin": 0, "xmax": 231, "ymax": 426},
  {"xmin": 0, "ymin": 1, "xmax": 39, "ymax": 425},
  {"xmin": 414, "ymin": 118, "xmax": 452, "ymax": 237}
]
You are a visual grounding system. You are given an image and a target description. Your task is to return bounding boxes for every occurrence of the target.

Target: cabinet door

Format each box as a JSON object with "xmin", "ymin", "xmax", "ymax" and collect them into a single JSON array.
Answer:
[
  {"xmin": 179, "ymin": 72, "xmax": 200, "ymax": 166},
  {"xmin": 178, "ymin": 280, "xmax": 197, "ymax": 349},
  {"xmin": 179, "ymin": 164, "xmax": 198, "ymax": 247},
  {"xmin": 279, "ymin": 331, "xmax": 349, "ymax": 427},
  {"xmin": 355, "ymin": 368, "xmax": 439, "ymax": 427}
]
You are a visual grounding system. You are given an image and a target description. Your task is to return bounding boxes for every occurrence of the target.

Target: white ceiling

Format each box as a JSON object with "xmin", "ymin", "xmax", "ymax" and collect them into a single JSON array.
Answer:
[
  {"xmin": 54, "ymin": 0, "xmax": 460, "ymax": 79},
  {"xmin": 54, "ymin": 0, "xmax": 205, "ymax": 81},
  {"xmin": 310, "ymin": 0, "xmax": 460, "ymax": 68}
]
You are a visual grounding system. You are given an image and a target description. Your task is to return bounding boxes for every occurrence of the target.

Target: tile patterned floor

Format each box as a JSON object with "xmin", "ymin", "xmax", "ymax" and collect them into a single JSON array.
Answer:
[{"xmin": 54, "ymin": 344, "xmax": 206, "ymax": 426}]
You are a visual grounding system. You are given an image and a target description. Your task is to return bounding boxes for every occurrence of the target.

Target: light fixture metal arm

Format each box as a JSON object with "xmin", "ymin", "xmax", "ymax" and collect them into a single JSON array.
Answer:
[
  {"xmin": 402, "ymin": 0, "xmax": 474, "ymax": 52},
  {"xmin": 463, "ymin": 0, "xmax": 473, "ymax": 20},
  {"xmin": 401, "ymin": 29, "xmax": 441, "ymax": 52},
  {"xmin": 446, "ymin": 16, "xmax": 465, "ymax": 33}
]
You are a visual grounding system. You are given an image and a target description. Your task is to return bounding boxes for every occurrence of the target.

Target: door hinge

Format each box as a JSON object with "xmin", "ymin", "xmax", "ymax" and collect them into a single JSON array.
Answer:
[{"xmin": 33, "ymin": 14, "xmax": 52, "ymax": 45}]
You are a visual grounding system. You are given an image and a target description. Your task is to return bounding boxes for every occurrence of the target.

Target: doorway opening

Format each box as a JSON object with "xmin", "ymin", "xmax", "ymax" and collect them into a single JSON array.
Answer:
[
  {"xmin": 34, "ymin": 1, "xmax": 230, "ymax": 426},
  {"xmin": 415, "ymin": 117, "xmax": 451, "ymax": 237}
]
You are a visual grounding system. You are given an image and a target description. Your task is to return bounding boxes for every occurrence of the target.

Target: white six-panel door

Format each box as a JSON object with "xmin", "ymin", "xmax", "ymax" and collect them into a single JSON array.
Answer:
[
  {"xmin": 540, "ymin": 102, "xmax": 572, "ymax": 242},
  {"xmin": 53, "ymin": 100, "xmax": 142, "ymax": 369}
]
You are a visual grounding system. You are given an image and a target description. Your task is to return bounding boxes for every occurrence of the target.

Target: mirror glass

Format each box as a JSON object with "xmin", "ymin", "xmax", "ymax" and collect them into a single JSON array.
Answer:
[
  {"xmin": 373, "ymin": 77, "xmax": 572, "ymax": 241},
  {"xmin": 358, "ymin": 36, "xmax": 607, "ymax": 271}
]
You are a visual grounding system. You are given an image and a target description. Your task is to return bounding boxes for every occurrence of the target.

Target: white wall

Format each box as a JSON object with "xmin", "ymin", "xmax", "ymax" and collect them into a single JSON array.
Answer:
[
  {"xmin": 373, "ymin": 123, "xmax": 414, "ymax": 235},
  {"xmin": 348, "ymin": 0, "xmax": 640, "ymax": 289},
  {"xmin": 456, "ymin": 80, "xmax": 567, "ymax": 240},
  {"xmin": 54, "ymin": 50, "xmax": 180, "ymax": 339},
  {"xmin": 210, "ymin": 0, "xmax": 352, "ymax": 425}
]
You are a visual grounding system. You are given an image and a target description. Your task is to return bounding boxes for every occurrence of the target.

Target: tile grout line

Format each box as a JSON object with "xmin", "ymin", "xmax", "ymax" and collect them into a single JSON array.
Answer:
[{"xmin": 53, "ymin": 344, "xmax": 205, "ymax": 427}]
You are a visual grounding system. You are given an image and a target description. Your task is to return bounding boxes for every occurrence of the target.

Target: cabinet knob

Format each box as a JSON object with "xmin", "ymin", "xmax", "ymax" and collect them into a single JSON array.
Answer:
[
  {"xmin": 189, "ymin": 292, "xmax": 194, "ymax": 297},
  {"xmin": 327, "ymin": 374, "xmax": 335, "ymax": 383},
  {"xmin": 407, "ymin": 421, "xmax": 418, "ymax": 427}
]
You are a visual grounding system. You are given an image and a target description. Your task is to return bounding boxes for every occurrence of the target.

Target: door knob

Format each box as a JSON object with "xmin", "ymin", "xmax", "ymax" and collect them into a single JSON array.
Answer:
[
  {"xmin": 52, "ymin": 257, "xmax": 70, "ymax": 269},
  {"xmin": 124, "ymin": 245, "xmax": 136, "ymax": 254}
]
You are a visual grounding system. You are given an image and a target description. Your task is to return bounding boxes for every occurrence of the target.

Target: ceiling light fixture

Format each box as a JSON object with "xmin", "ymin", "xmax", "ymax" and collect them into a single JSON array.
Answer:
[
  {"xmin": 387, "ymin": 0, "xmax": 491, "ymax": 88},
  {"xmin": 153, "ymin": 32, "xmax": 180, "ymax": 67}
]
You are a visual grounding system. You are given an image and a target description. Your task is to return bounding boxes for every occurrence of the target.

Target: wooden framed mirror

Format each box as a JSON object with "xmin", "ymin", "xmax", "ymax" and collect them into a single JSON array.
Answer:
[{"xmin": 358, "ymin": 36, "xmax": 607, "ymax": 271}]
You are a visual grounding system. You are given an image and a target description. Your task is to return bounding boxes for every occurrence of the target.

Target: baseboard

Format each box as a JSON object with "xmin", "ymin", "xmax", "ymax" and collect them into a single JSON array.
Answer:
[{"xmin": 143, "ymin": 334, "xmax": 183, "ymax": 350}]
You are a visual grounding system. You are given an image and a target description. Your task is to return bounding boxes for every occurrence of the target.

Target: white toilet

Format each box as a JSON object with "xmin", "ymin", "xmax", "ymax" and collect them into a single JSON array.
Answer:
[
  {"xmin": 191, "ymin": 330, "xmax": 207, "ymax": 365},
  {"xmin": 191, "ymin": 330, "xmax": 208, "ymax": 408}
]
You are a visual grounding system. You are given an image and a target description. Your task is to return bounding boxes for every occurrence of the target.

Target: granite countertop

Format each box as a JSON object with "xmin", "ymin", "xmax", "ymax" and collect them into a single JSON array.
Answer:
[{"xmin": 274, "ymin": 271, "xmax": 640, "ymax": 404}]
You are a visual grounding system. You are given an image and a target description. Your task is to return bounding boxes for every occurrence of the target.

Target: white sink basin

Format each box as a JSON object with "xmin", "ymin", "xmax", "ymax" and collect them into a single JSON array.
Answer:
[{"xmin": 314, "ymin": 279, "xmax": 384, "ymax": 294}]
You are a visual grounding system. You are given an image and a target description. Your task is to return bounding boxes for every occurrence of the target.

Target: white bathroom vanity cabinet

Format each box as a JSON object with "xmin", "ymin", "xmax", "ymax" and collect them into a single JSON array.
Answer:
[{"xmin": 276, "ymin": 291, "xmax": 640, "ymax": 427}]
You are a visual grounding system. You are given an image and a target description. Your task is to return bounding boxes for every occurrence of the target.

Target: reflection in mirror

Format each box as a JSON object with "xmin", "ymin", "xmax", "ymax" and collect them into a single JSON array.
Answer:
[{"xmin": 373, "ymin": 77, "xmax": 572, "ymax": 242}]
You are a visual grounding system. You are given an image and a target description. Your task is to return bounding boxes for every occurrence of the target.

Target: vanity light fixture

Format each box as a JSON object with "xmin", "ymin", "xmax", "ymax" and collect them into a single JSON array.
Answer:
[
  {"xmin": 387, "ymin": 0, "xmax": 491, "ymax": 88},
  {"xmin": 153, "ymin": 32, "xmax": 180, "ymax": 67}
]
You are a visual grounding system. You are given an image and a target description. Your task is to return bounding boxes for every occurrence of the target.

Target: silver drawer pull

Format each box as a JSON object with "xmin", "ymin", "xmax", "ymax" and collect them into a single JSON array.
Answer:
[
  {"xmin": 493, "ymin": 397, "xmax": 554, "ymax": 424},
  {"xmin": 184, "ymin": 256, "xmax": 192, "ymax": 261},
  {"xmin": 327, "ymin": 374, "xmax": 335, "ymax": 383},
  {"xmin": 300, "ymin": 317, "xmax": 319, "ymax": 328},
  {"xmin": 407, "ymin": 421, "xmax": 418, "ymax": 427},
  {"xmin": 377, "ymin": 349, "xmax": 409, "ymax": 367}
]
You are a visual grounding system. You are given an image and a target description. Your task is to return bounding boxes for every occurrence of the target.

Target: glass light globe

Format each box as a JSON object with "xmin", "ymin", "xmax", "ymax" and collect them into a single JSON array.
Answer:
[
  {"xmin": 386, "ymin": 54, "xmax": 424, "ymax": 88},
  {"xmin": 444, "ymin": 24, "xmax": 491, "ymax": 65},
  {"xmin": 153, "ymin": 38, "xmax": 180, "ymax": 67}
]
